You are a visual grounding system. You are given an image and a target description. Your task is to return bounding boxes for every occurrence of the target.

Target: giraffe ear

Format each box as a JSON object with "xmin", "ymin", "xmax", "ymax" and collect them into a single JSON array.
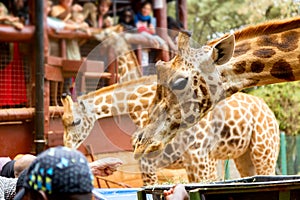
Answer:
[{"xmin": 212, "ymin": 34, "xmax": 235, "ymax": 65}]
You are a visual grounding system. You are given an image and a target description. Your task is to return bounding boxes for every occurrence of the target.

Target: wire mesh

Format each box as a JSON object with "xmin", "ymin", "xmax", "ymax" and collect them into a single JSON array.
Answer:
[{"xmin": 0, "ymin": 42, "xmax": 31, "ymax": 108}]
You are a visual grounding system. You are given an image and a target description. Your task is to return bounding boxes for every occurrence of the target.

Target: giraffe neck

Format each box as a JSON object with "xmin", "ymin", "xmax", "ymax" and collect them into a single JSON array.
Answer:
[
  {"xmin": 78, "ymin": 75, "xmax": 156, "ymax": 121},
  {"xmin": 212, "ymin": 17, "xmax": 300, "ymax": 96},
  {"xmin": 62, "ymin": 75, "xmax": 157, "ymax": 148},
  {"xmin": 118, "ymin": 50, "xmax": 143, "ymax": 83}
]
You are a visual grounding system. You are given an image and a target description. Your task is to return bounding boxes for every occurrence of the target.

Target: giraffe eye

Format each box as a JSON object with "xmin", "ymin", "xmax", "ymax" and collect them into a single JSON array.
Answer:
[
  {"xmin": 71, "ymin": 119, "xmax": 81, "ymax": 126},
  {"xmin": 171, "ymin": 77, "xmax": 189, "ymax": 90}
]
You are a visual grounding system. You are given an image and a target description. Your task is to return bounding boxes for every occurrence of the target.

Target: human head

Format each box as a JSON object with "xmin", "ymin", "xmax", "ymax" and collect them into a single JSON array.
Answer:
[
  {"xmin": 98, "ymin": 0, "xmax": 111, "ymax": 16},
  {"xmin": 140, "ymin": 1, "xmax": 152, "ymax": 17},
  {"xmin": 14, "ymin": 0, "xmax": 25, "ymax": 9},
  {"xmin": 120, "ymin": 8, "xmax": 134, "ymax": 24},
  {"xmin": 14, "ymin": 154, "xmax": 36, "ymax": 178},
  {"xmin": 14, "ymin": 146, "xmax": 94, "ymax": 200}
]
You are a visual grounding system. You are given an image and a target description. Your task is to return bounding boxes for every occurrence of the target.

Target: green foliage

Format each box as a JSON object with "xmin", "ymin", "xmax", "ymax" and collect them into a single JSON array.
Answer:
[
  {"xmin": 184, "ymin": 0, "xmax": 299, "ymax": 44},
  {"xmin": 248, "ymin": 82, "xmax": 300, "ymax": 136}
]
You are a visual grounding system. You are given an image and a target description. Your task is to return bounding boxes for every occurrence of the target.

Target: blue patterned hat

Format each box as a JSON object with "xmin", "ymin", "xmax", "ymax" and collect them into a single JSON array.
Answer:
[{"xmin": 15, "ymin": 146, "xmax": 93, "ymax": 198}]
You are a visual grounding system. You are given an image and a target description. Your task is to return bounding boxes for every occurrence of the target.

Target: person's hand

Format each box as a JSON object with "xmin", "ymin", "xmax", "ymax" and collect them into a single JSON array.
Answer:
[
  {"xmin": 163, "ymin": 184, "xmax": 189, "ymax": 200},
  {"xmin": 4, "ymin": 15, "xmax": 19, "ymax": 22},
  {"xmin": 72, "ymin": 4, "xmax": 83, "ymax": 12},
  {"xmin": 89, "ymin": 157, "xmax": 123, "ymax": 177},
  {"xmin": 13, "ymin": 21, "xmax": 24, "ymax": 30}
]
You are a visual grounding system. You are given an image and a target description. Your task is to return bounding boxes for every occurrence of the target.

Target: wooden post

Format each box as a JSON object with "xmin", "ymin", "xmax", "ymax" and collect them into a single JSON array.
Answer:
[
  {"xmin": 177, "ymin": 0, "xmax": 188, "ymax": 29},
  {"xmin": 153, "ymin": 0, "xmax": 169, "ymax": 61}
]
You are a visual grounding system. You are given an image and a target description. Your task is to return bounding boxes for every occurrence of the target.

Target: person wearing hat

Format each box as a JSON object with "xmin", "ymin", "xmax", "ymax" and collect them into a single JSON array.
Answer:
[
  {"xmin": 0, "ymin": 154, "xmax": 36, "ymax": 179},
  {"xmin": 14, "ymin": 146, "xmax": 94, "ymax": 200},
  {"xmin": 14, "ymin": 146, "xmax": 123, "ymax": 200}
]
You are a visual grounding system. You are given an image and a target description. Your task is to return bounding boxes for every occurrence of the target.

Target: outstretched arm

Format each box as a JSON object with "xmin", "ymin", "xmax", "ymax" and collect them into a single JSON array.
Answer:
[{"xmin": 89, "ymin": 157, "xmax": 123, "ymax": 177}]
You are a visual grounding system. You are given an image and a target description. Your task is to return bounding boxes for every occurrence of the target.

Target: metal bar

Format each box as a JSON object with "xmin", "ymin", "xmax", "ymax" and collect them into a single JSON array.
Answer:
[
  {"xmin": 35, "ymin": 0, "xmax": 45, "ymax": 154},
  {"xmin": 296, "ymin": 135, "xmax": 300, "ymax": 173},
  {"xmin": 224, "ymin": 159, "xmax": 230, "ymax": 180},
  {"xmin": 280, "ymin": 131, "xmax": 287, "ymax": 175},
  {"xmin": 189, "ymin": 189, "xmax": 201, "ymax": 200},
  {"xmin": 137, "ymin": 190, "xmax": 147, "ymax": 200}
]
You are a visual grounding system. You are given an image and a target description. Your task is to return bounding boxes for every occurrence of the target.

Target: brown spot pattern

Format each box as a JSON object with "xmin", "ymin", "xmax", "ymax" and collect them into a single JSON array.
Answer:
[
  {"xmin": 227, "ymin": 86, "xmax": 239, "ymax": 96},
  {"xmin": 234, "ymin": 42, "xmax": 251, "ymax": 57},
  {"xmin": 250, "ymin": 61, "xmax": 265, "ymax": 73},
  {"xmin": 220, "ymin": 124, "xmax": 231, "ymax": 139},
  {"xmin": 101, "ymin": 105, "xmax": 109, "ymax": 114},
  {"xmin": 137, "ymin": 87, "xmax": 149, "ymax": 94},
  {"xmin": 258, "ymin": 31, "xmax": 299, "ymax": 52},
  {"xmin": 170, "ymin": 122, "xmax": 180, "ymax": 130},
  {"xmin": 228, "ymin": 139, "xmax": 239, "ymax": 147},
  {"xmin": 270, "ymin": 59, "xmax": 295, "ymax": 81},
  {"xmin": 95, "ymin": 97, "xmax": 103, "ymax": 105},
  {"xmin": 233, "ymin": 61, "xmax": 246, "ymax": 74},
  {"xmin": 253, "ymin": 48, "xmax": 276, "ymax": 58},
  {"xmin": 199, "ymin": 85, "xmax": 208, "ymax": 96}
]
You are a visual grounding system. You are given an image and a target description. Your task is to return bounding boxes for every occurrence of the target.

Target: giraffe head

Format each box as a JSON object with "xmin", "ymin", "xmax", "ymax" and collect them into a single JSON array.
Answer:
[
  {"xmin": 61, "ymin": 94, "xmax": 97, "ymax": 149},
  {"xmin": 133, "ymin": 32, "xmax": 235, "ymax": 159}
]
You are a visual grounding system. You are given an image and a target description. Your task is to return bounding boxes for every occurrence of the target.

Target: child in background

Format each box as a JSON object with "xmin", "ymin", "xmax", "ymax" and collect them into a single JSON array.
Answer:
[
  {"xmin": 97, "ymin": 0, "xmax": 111, "ymax": 28},
  {"xmin": 134, "ymin": 1, "xmax": 155, "ymax": 34},
  {"xmin": 134, "ymin": 1, "xmax": 156, "ymax": 75},
  {"xmin": 118, "ymin": 8, "xmax": 135, "ymax": 31}
]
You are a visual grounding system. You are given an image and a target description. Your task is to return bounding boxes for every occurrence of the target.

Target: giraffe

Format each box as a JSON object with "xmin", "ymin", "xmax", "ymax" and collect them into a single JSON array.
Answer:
[
  {"xmin": 61, "ymin": 75, "xmax": 157, "ymax": 149},
  {"xmin": 138, "ymin": 92, "xmax": 279, "ymax": 185},
  {"xmin": 93, "ymin": 25, "xmax": 143, "ymax": 83},
  {"xmin": 132, "ymin": 16, "xmax": 300, "ymax": 160},
  {"xmin": 62, "ymin": 30, "xmax": 280, "ymax": 186},
  {"xmin": 62, "ymin": 78, "xmax": 279, "ymax": 184}
]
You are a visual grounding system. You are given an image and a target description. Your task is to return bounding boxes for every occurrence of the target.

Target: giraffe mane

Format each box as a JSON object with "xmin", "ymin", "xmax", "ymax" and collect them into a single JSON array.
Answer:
[{"xmin": 207, "ymin": 16, "xmax": 300, "ymax": 46}]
